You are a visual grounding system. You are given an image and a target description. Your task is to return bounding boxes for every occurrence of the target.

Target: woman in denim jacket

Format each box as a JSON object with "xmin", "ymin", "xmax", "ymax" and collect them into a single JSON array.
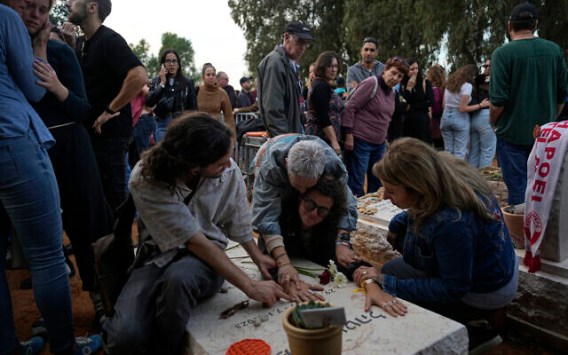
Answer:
[{"xmin": 354, "ymin": 138, "xmax": 517, "ymax": 324}]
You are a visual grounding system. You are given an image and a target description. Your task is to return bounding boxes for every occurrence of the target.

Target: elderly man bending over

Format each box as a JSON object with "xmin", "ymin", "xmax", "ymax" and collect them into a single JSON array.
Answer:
[{"xmin": 252, "ymin": 134, "xmax": 359, "ymax": 292}]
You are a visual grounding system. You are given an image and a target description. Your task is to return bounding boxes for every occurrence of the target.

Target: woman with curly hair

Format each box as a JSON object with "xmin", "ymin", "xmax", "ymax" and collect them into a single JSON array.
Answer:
[{"xmin": 441, "ymin": 64, "xmax": 490, "ymax": 158}]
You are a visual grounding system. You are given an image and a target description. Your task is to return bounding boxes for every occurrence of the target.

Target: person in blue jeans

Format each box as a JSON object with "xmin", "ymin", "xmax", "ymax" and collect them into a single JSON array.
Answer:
[
  {"xmin": 441, "ymin": 64, "xmax": 490, "ymax": 160},
  {"xmin": 0, "ymin": 1, "xmax": 100, "ymax": 354},
  {"xmin": 489, "ymin": 2, "xmax": 567, "ymax": 205},
  {"xmin": 354, "ymin": 138, "xmax": 517, "ymax": 326},
  {"xmin": 342, "ymin": 56, "xmax": 409, "ymax": 197},
  {"xmin": 468, "ymin": 60, "xmax": 496, "ymax": 168}
]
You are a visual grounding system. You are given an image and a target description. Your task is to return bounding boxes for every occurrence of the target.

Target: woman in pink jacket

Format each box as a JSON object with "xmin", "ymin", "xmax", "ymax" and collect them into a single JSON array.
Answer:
[{"xmin": 342, "ymin": 57, "xmax": 409, "ymax": 197}]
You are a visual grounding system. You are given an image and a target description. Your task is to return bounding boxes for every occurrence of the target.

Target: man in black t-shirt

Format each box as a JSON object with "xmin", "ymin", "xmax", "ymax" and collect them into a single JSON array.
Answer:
[{"xmin": 68, "ymin": 0, "xmax": 147, "ymax": 211}]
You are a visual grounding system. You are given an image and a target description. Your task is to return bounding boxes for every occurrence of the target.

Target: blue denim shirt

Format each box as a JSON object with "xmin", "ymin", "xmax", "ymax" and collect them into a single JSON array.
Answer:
[
  {"xmin": 0, "ymin": 5, "xmax": 52, "ymax": 147},
  {"xmin": 383, "ymin": 198, "xmax": 516, "ymax": 303}
]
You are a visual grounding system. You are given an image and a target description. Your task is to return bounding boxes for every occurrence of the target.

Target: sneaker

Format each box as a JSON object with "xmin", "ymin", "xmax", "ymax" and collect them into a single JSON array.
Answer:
[
  {"xmin": 20, "ymin": 335, "xmax": 45, "ymax": 355},
  {"xmin": 74, "ymin": 334, "xmax": 103, "ymax": 355},
  {"xmin": 31, "ymin": 317, "xmax": 48, "ymax": 340}
]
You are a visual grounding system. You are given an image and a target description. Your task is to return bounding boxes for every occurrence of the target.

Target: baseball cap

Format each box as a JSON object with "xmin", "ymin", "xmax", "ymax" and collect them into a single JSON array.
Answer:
[
  {"xmin": 285, "ymin": 21, "xmax": 314, "ymax": 41},
  {"xmin": 240, "ymin": 76, "xmax": 251, "ymax": 85},
  {"xmin": 510, "ymin": 2, "xmax": 538, "ymax": 21}
]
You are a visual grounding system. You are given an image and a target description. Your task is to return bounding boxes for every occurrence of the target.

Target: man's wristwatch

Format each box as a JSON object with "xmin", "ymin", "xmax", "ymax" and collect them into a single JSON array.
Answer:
[{"xmin": 336, "ymin": 232, "xmax": 351, "ymax": 247}]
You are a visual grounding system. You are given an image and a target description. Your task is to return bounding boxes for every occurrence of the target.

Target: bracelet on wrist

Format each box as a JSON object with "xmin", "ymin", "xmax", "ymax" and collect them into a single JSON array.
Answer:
[
  {"xmin": 104, "ymin": 105, "xmax": 118, "ymax": 115},
  {"xmin": 360, "ymin": 278, "xmax": 380, "ymax": 291},
  {"xmin": 278, "ymin": 262, "xmax": 292, "ymax": 269},
  {"xmin": 273, "ymin": 253, "xmax": 287, "ymax": 260}
]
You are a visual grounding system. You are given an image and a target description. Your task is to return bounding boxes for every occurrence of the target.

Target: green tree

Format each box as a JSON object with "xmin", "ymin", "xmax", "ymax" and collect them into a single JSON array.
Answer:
[
  {"xmin": 230, "ymin": 0, "xmax": 568, "ymax": 76},
  {"xmin": 228, "ymin": 0, "xmax": 346, "ymax": 80},
  {"xmin": 130, "ymin": 39, "xmax": 158, "ymax": 77},
  {"xmin": 49, "ymin": 0, "xmax": 68, "ymax": 26}
]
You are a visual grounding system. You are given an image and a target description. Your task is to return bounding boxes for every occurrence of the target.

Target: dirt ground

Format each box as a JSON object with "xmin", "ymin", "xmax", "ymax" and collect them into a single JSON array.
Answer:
[{"xmin": 8, "ymin": 258, "xmax": 102, "ymax": 355}]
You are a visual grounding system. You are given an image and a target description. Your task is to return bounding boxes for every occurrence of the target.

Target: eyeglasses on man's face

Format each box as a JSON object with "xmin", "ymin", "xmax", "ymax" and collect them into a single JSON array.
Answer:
[{"xmin": 301, "ymin": 195, "xmax": 330, "ymax": 217}]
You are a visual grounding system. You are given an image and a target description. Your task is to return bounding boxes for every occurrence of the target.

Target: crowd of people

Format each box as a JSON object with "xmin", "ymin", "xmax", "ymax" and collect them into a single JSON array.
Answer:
[{"xmin": 2, "ymin": 0, "xmax": 567, "ymax": 354}]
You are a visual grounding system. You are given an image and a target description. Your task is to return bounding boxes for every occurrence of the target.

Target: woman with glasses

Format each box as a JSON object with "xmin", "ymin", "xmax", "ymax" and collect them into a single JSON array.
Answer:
[
  {"xmin": 305, "ymin": 51, "xmax": 343, "ymax": 155},
  {"xmin": 342, "ymin": 56, "xmax": 410, "ymax": 197},
  {"xmin": 258, "ymin": 174, "xmax": 350, "ymax": 302},
  {"xmin": 147, "ymin": 49, "xmax": 197, "ymax": 142}
]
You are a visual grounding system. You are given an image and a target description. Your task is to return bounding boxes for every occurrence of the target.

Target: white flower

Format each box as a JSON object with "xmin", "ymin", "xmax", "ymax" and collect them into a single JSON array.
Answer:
[
  {"xmin": 328, "ymin": 259, "xmax": 338, "ymax": 277},
  {"xmin": 333, "ymin": 272, "xmax": 347, "ymax": 288}
]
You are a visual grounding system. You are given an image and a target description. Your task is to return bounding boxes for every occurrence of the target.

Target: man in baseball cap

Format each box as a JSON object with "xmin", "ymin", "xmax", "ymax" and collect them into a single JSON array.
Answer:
[
  {"xmin": 489, "ymin": 1, "xmax": 567, "ymax": 206},
  {"xmin": 257, "ymin": 21, "xmax": 314, "ymax": 136},
  {"xmin": 284, "ymin": 21, "xmax": 314, "ymax": 41}
]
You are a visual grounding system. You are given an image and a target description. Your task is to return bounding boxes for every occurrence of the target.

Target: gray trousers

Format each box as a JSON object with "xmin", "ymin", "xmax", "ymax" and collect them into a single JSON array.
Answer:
[{"xmin": 103, "ymin": 251, "xmax": 224, "ymax": 354}]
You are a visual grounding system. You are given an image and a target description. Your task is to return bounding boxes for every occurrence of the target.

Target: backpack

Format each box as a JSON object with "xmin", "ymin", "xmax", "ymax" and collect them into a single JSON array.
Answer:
[
  {"xmin": 92, "ymin": 195, "xmax": 136, "ymax": 316},
  {"xmin": 346, "ymin": 75, "xmax": 379, "ymax": 104},
  {"xmin": 432, "ymin": 87, "xmax": 445, "ymax": 116}
]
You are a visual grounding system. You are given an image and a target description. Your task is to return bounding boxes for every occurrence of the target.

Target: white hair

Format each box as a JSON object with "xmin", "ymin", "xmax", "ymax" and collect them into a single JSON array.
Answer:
[{"xmin": 287, "ymin": 140, "xmax": 326, "ymax": 179}]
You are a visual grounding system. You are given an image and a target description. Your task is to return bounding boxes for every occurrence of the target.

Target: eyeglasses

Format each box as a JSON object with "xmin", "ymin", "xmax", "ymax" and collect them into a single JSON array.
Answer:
[
  {"xmin": 301, "ymin": 195, "xmax": 330, "ymax": 217},
  {"xmin": 165, "ymin": 59, "xmax": 178, "ymax": 64}
]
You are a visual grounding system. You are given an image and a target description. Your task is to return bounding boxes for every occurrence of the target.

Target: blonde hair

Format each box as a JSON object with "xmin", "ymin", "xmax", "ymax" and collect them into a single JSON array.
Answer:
[
  {"xmin": 426, "ymin": 64, "xmax": 446, "ymax": 88},
  {"xmin": 446, "ymin": 64, "xmax": 477, "ymax": 93},
  {"xmin": 373, "ymin": 138, "xmax": 494, "ymax": 233}
]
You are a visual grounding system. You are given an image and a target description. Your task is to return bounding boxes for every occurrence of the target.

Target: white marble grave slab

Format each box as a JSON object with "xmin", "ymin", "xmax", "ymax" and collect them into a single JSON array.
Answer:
[
  {"xmin": 358, "ymin": 197, "xmax": 404, "ymax": 226},
  {"xmin": 185, "ymin": 245, "xmax": 468, "ymax": 354}
]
